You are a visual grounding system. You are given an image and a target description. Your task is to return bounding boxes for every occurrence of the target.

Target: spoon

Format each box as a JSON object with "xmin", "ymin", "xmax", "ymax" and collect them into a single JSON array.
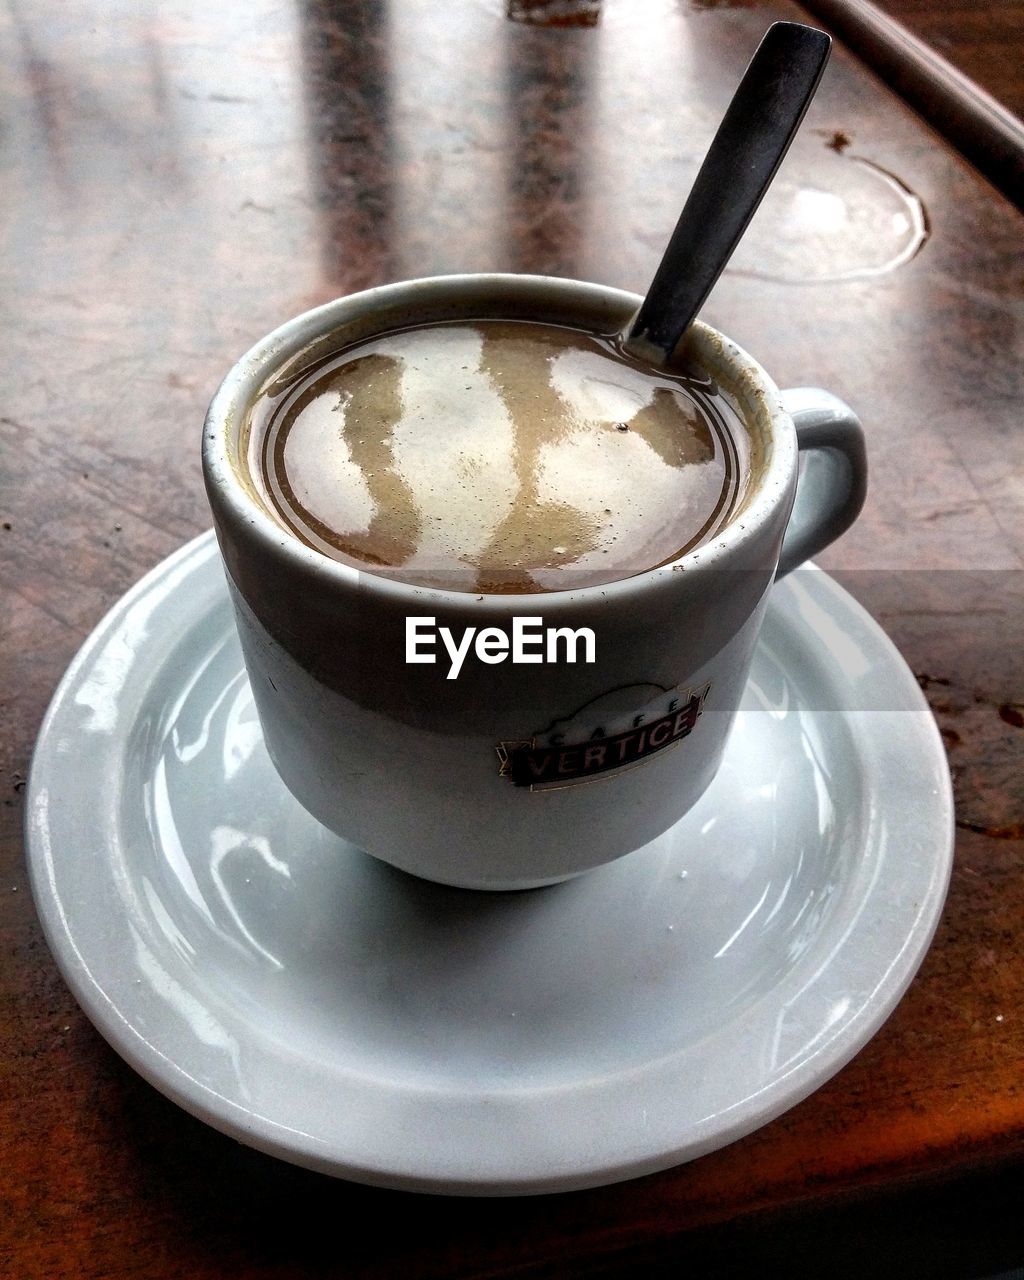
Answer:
[{"xmin": 625, "ymin": 21, "xmax": 832, "ymax": 364}]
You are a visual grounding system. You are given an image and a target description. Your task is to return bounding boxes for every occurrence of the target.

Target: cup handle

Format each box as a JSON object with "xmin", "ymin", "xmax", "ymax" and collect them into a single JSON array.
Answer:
[{"xmin": 776, "ymin": 387, "xmax": 868, "ymax": 578}]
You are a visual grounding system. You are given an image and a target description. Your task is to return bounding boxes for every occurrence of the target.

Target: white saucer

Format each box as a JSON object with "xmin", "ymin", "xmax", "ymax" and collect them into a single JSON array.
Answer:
[{"xmin": 27, "ymin": 532, "xmax": 953, "ymax": 1195}]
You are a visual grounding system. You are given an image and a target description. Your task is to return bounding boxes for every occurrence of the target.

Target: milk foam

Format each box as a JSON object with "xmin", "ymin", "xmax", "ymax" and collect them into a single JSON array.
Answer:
[{"xmin": 248, "ymin": 320, "xmax": 746, "ymax": 592}]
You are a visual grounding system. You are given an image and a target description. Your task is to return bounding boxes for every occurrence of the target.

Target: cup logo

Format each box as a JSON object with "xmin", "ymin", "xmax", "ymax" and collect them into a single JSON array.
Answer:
[{"xmin": 497, "ymin": 681, "xmax": 710, "ymax": 790}]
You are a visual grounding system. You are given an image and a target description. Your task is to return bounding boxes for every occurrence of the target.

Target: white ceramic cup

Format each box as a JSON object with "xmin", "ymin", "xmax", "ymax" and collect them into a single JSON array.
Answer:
[{"xmin": 204, "ymin": 275, "xmax": 866, "ymax": 889}]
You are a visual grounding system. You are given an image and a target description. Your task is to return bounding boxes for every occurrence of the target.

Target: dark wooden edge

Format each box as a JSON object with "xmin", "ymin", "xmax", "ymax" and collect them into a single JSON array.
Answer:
[
  {"xmin": 798, "ymin": 0, "xmax": 1024, "ymax": 210},
  {"xmin": 536, "ymin": 1142, "xmax": 1024, "ymax": 1278}
]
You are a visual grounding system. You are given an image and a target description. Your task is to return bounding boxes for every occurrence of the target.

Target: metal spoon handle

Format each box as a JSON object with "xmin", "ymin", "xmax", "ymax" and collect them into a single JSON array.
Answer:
[{"xmin": 626, "ymin": 22, "xmax": 831, "ymax": 361}]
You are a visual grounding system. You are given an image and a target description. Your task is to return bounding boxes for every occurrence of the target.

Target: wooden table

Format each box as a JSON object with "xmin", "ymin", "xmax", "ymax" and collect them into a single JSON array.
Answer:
[
  {"xmin": 872, "ymin": 0, "xmax": 1024, "ymax": 118},
  {"xmin": 2, "ymin": 1, "xmax": 1022, "ymax": 1275}
]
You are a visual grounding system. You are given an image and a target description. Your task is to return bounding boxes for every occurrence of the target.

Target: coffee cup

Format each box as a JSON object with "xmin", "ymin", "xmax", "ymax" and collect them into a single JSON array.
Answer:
[{"xmin": 203, "ymin": 274, "xmax": 866, "ymax": 889}]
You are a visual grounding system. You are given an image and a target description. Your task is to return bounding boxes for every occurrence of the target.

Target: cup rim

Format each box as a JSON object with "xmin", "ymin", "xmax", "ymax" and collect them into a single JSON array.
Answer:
[{"xmin": 203, "ymin": 273, "xmax": 796, "ymax": 610}]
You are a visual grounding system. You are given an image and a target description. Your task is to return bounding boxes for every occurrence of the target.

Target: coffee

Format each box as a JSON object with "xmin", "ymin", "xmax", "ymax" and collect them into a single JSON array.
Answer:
[{"xmin": 243, "ymin": 318, "xmax": 752, "ymax": 592}]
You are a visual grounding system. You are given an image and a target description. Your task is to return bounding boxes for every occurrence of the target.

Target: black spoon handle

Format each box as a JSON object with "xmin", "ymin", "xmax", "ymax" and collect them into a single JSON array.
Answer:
[{"xmin": 626, "ymin": 22, "xmax": 831, "ymax": 361}]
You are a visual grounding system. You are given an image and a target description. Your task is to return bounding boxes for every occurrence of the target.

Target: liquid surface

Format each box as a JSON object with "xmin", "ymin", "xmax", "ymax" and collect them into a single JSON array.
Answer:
[{"xmin": 246, "ymin": 319, "xmax": 749, "ymax": 592}]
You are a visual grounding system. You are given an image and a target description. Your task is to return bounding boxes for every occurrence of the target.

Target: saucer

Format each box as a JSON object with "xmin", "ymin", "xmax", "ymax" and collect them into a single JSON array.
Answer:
[{"xmin": 26, "ymin": 532, "xmax": 953, "ymax": 1195}]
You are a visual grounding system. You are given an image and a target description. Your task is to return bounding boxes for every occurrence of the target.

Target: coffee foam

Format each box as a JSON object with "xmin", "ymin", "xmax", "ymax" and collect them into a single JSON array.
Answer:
[{"xmin": 246, "ymin": 319, "xmax": 751, "ymax": 592}]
